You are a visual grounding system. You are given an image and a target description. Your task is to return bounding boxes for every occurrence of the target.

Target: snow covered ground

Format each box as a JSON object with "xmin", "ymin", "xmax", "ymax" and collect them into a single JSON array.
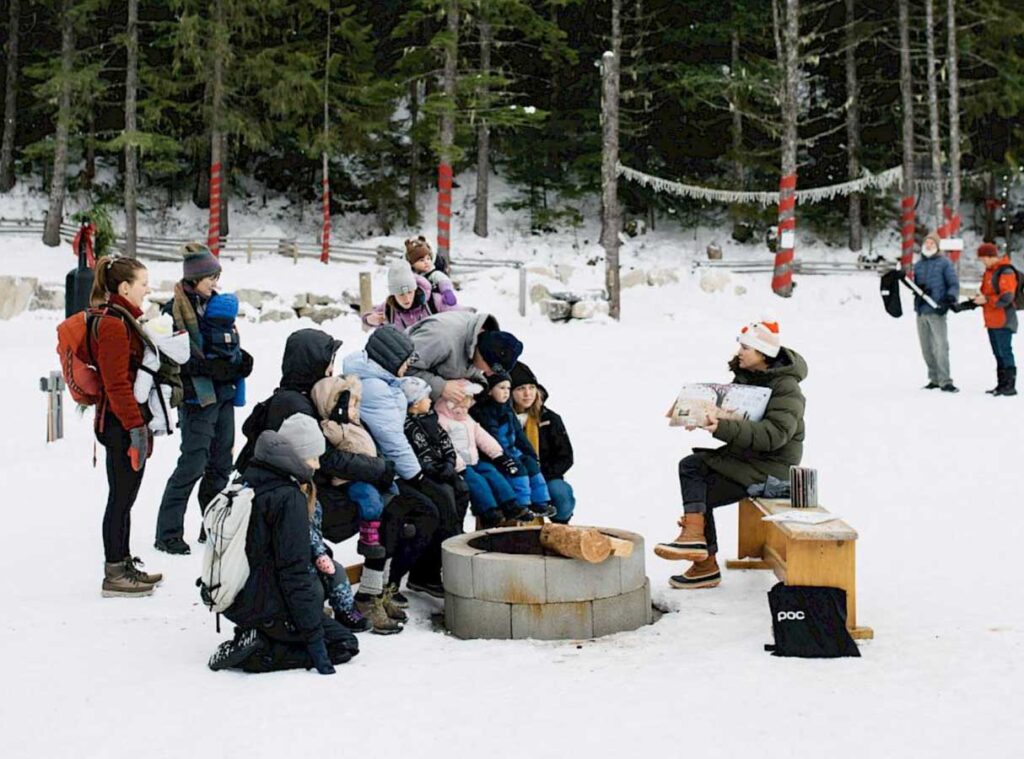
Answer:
[{"xmin": 2, "ymin": 209, "xmax": 1022, "ymax": 757}]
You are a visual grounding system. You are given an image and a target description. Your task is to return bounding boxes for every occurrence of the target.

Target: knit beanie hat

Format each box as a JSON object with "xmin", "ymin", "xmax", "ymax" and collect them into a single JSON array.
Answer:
[
  {"xmin": 487, "ymin": 371, "xmax": 511, "ymax": 390},
  {"xmin": 366, "ymin": 325, "xmax": 416, "ymax": 376},
  {"xmin": 182, "ymin": 243, "xmax": 221, "ymax": 282},
  {"xmin": 476, "ymin": 330, "xmax": 524, "ymax": 374},
  {"xmin": 509, "ymin": 361, "xmax": 538, "ymax": 390},
  {"xmin": 277, "ymin": 413, "xmax": 326, "ymax": 461},
  {"xmin": 401, "ymin": 376, "xmax": 431, "ymax": 405},
  {"xmin": 405, "ymin": 236, "xmax": 433, "ymax": 265},
  {"xmin": 923, "ymin": 232, "xmax": 941, "ymax": 256},
  {"xmin": 737, "ymin": 319, "xmax": 781, "ymax": 358},
  {"xmin": 388, "ymin": 261, "xmax": 417, "ymax": 296},
  {"xmin": 978, "ymin": 242, "xmax": 1000, "ymax": 258}
]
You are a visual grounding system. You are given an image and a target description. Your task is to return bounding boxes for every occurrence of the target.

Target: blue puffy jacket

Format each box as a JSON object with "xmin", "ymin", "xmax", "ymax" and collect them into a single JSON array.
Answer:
[
  {"xmin": 913, "ymin": 255, "xmax": 959, "ymax": 315},
  {"xmin": 341, "ymin": 351, "xmax": 422, "ymax": 480},
  {"xmin": 470, "ymin": 397, "xmax": 538, "ymax": 461}
]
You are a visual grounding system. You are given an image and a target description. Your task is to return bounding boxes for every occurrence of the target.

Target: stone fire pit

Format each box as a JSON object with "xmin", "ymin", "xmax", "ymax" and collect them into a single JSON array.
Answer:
[{"xmin": 442, "ymin": 526, "xmax": 652, "ymax": 640}]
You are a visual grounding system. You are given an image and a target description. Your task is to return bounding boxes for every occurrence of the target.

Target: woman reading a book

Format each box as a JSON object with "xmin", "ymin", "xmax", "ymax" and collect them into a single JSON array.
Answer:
[{"xmin": 654, "ymin": 319, "xmax": 807, "ymax": 590}]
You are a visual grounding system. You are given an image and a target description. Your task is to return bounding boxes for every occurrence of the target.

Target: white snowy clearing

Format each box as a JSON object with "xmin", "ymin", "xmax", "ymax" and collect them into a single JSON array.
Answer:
[{"xmin": 1, "ymin": 217, "xmax": 1021, "ymax": 758}]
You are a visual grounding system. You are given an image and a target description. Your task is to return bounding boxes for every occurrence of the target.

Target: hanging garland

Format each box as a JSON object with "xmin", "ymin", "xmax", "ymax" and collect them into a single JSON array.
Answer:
[{"xmin": 618, "ymin": 163, "xmax": 904, "ymax": 206}]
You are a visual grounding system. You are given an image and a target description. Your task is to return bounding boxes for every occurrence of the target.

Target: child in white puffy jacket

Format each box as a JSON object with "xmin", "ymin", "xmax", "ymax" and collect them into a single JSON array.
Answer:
[{"xmin": 133, "ymin": 314, "xmax": 190, "ymax": 435}]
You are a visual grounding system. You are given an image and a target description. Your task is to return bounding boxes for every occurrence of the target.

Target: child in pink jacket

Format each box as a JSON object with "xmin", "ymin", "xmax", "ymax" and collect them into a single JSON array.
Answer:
[{"xmin": 435, "ymin": 381, "xmax": 532, "ymax": 527}]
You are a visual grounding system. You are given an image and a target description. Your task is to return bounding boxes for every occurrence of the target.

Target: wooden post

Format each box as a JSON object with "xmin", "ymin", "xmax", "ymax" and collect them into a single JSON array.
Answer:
[
  {"xmin": 518, "ymin": 264, "xmax": 526, "ymax": 317},
  {"xmin": 291, "ymin": 242, "xmax": 298, "ymax": 265},
  {"xmin": 40, "ymin": 371, "xmax": 64, "ymax": 442},
  {"xmin": 359, "ymin": 271, "xmax": 372, "ymax": 331},
  {"xmin": 246, "ymin": 240, "xmax": 253, "ymax": 264}
]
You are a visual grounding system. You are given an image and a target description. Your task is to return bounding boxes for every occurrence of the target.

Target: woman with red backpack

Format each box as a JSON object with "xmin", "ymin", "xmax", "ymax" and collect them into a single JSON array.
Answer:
[{"xmin": 90, "ymin": 256, "xmax": 163, "ymax": 598}]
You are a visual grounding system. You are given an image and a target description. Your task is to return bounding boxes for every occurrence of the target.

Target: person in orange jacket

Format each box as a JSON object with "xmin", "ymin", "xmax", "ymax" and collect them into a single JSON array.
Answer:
[{"xmin": 972, "ymin": 242, "xmax": 1018, "ymax": 396}]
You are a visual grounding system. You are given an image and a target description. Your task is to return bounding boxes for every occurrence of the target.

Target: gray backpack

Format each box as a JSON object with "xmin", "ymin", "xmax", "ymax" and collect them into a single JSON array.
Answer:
[{"xmin": 199, "ymin": 478, "xmax": 254, "ymax": 613}]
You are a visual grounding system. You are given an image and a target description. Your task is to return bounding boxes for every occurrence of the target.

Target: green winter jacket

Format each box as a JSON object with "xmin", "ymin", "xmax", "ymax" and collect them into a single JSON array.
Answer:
[{"xmin": 700, "ymin": 347, "xmax": 808, "ymax": 486}]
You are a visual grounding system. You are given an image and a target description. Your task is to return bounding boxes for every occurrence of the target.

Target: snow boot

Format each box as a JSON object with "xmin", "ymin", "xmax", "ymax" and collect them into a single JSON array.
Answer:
[
  {"xmin": 479, "ymin": 508, "xmax": 504, "ymax": 529},
  {"xmin": 126, "ymin": 556, "xmax": 162, "ymax": 585},
  {"xmin": 987, "ymin": 368, "xmax": 1005, "ymax": 394},
  {"xmin": 501, "ymin": 502, "xmax": 534, "ymax": 523},
  {"xmin": 996, "ymin": 367, "xmax": 1017, "ymax": 396},
  {"xmin": 355, "ymin": 596, "xmax": 403, "ymax": 635},
  {"xmin": 529, "ymin": 503, "xmax": 557, "ymax": 519},
  {"xmin": 208, "ymin": 627, "xmax": 264, "ymax": 671},
  {"xmin": 654, "ymin": 513, "xmax": 709, "ymax": 562},
  {"xmin": 384, "ymin": 582, "xmax": 409, "ymax": 608},
  {"xmin": 154, "ymin": 537, "xmax": 191, "ymax": 555},
  {"xmin": 406, "ymin": 577, "xmax": 445, "ymax": 599},
  {"xmin": 357, "ymin": 520, "xmax": 386, "ymax": 560},
  {"xmin": 923, "ymin": 381, "xmax": 941, "ymax": 390},
  {"xmin": 332, "ymin": 605, "xmax": 372, "ymax": 633},
  {"xmin": 382, "ymin": 587, "xmax": 409, "ymax": 622},
  {"xmin": 101, "ymin": 560, "xmax": 155, "ymax": 598},
  {"xmin": 668, "ymin": 555, "xmax": 721, "ymax": 589}
]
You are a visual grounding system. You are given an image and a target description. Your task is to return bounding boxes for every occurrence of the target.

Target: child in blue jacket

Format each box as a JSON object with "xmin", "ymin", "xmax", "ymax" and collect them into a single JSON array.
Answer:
[{"xmin": 470, "ymin": 373, "xmax": 554, "ymax": 518}]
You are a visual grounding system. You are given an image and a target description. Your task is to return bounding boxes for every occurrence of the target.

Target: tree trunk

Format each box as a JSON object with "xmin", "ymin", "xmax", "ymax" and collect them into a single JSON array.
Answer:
[
  {"xmin": 407, "ymin": 79, "xmax": 420, "ymax": 227},
  {"xmin": 946, "ymin": 0, "xmax": 962, "ymax": 268},
  {"xmin": 83, "ymin": 111, "xmax": 96, "ymax": 190},
  {"xmin": 473, "ymin": 18, "xmax": 492, "ymax": 239},
  {"xmin": 600, "ymin": 1, "xmax": 622, "ymax": 320},
  {"xmin": 924, "ymin": 0, "xmax": 943, "ymax": 228},
  {"xmin": 208, "ymin": 0, "xmax": 226, "ymax": 254},
  {"xmin": 0, "ymin": 0, "xmax": 20, "ymax": 192},
  {"xmin": 437, "ymin": 0, "xmax": 459, "ymax": 263},
  {"xmin": 898, "ymin": 0, "xmax": 915, "ymax": 273},
  {"xmin": 845, "ymin": 0, "xmax": 862, "ymax": 253},
  {"xmin": 43, "ymin": 0, "xmax": 74, "ymax": 248},
  {"xmin": 124, "ymin": 0, "xmax": 139, "ymax": 256},
  {"xmin": 729, "ymin": 27, "xmax": 746, "ymax": 239}
]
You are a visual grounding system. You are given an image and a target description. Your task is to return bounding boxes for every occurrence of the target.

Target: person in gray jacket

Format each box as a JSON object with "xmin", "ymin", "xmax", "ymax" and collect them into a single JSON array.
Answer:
[
  {"xmin": 405, "ymin": 311, "xmax": 524, "ymax": 404},
  {"xmin": 914, "ymin": 231, "xmax": 960, "ymax": 392}
]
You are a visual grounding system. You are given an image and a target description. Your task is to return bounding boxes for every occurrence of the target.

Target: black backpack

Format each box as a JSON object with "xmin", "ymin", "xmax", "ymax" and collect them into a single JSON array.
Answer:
[
  {"xmin": 765, "ymin": 583, "xmax": 860, "ymax": 658},
  {"xmin": 233, "ymin": 397, "xmax": 271, "ymax": 473},
  {"xmin": 993, "ymin": 265, "xmax": 1024, "ymax": 311}
]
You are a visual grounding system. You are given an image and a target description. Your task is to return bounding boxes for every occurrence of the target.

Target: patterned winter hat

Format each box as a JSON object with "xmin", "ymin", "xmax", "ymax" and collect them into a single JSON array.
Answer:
[
  {"xmin": 737, "ymin": 320, "xmax": 781, "ymax": 358},
  {"xmin": 182, "ymin": 242, "xmax": 221, "ymax": 282},
  {"xmin": 401, "ymin": 376, "xmax": 431, "ymax": 405},
  {"xmin": 977, "ymin": 242, "xmax": 1000, "ymax": 258}
]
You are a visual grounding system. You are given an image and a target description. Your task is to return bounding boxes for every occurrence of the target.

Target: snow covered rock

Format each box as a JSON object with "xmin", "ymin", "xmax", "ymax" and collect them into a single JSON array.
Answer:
[
  {"xmin": 0, "ymin": 276, "xmax": 38, "ymax": 319},
  {"xmin": 699, "ymin": 269, "xmax": 731, "ymax": 293},
  {"xmin": 235, "ymin": 288, "xmax": 276, "ymax": 310},
  {"xmin": 646, "ymin": 268, "xmax": 680, "ymax": 287},
  {"xmin": 706, "ymin": 242, "xmax": 723, "ymax": 260},
  {"xmin": 571, "ymin": 300, "xmax": 597, "ymax": 319},
  {"xmin": 307, "ymin": 306, "xmax": 343, "ymax": 324},
  {"xmin": 542, "ymin": 299, "xmax": 572, "ymax": 322},
  {"xmin": 734, "ymin": 285, "xmax": 748, "ymax": 296},
  {"xmin": 259, "ymin": 308, "xmax": 295, "ymax": 323},
  {"xmin": 555, "ymin": 263, "xmax": 575, "ymax": 284},
  {"xmin": 527, "ymin": 264, "xmax": 557, "ymax": 279},
  {"xmin": 530, "ymin": 283, "xmax": 552, "ymax": 304},
  {"xmin": 620, "ymin": 269, "xmax": 647, "ymax": 289},
  {"xmin": 30, "ymin": 284, "xmax": 65, "ymax": 312}
]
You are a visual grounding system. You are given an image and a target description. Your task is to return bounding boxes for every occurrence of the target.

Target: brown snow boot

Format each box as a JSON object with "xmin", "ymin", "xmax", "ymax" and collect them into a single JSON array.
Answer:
[
  {"xmin": 126, "ymin": 556, "xmax": 163, "ymax": 585},
  {"xmin": 355, "ymin": 596, "xmax": 403, "ymax": 635},
  {"xmin": 102, "ymin": 560, "xmax": 156, "ymax": 598},
  {"xmin": 381, "ymin": 587, "xmax": 408, "ymax": 623},
  {"xmin": 668, "ymin": 555, "xmax": 721, "ymax": 589},
  {"xmin": 654, "ymin": 513, "xmax": 708, "ymax": 561}
]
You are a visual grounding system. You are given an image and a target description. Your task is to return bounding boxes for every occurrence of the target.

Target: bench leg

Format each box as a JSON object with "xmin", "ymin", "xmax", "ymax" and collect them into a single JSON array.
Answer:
[
  {"xmin": 785, "ymin": 540, "xmax": 873, "ymax": 639},
  {"xmin": 725, "ymin": 498, "xmax": 772, "ymax": 570}
]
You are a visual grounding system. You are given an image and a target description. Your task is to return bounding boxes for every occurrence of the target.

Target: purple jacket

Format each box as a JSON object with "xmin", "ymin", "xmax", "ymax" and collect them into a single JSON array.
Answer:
[{"xmin": 362, "ymin": 275, "xmax": 435, "ymax": 330}]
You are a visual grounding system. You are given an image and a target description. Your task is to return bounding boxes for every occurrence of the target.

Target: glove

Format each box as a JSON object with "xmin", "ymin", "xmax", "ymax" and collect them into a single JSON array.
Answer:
[
  {"xmin": 494, "ymin": 455, "xmax": 520, "ymax": 477},
  {"xmin": 306, "ymin": 639, "xmax": 336, "ymax": 675},
  {"xmin": 128, "ymin": 426, "xmax": 148, "ymax": 472},
  {"xmin": 441, "ymin": 289, "xmax": 457, "ymax": 307},
  {"xmin": 238, "ymin": 349, "xmax": 254, "ymax": 379},
  {"xmin": 376, "ymin": 459, "xmax": 396, "ymax": 491},
  {"xmin": 314, "ymin": 554, "xmax": 335, "ymax": 575}
]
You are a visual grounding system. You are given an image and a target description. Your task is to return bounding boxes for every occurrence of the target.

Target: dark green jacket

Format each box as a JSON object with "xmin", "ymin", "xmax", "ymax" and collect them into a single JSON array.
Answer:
[{"xmin": 700, "ymin": 347, "xmax": 807, "ymax": 485}]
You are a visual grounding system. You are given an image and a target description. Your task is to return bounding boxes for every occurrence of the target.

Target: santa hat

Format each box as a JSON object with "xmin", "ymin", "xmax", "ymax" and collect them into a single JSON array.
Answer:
[{"xmin": 737, "ymin": 319, "xmax": 781, "ymax": 358}]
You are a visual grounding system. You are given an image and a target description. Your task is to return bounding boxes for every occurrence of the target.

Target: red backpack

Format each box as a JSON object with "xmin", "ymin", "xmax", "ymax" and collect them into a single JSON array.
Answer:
[{"xmin": 55, "ymin": 309, "xmax": 105, "ymax": 405}]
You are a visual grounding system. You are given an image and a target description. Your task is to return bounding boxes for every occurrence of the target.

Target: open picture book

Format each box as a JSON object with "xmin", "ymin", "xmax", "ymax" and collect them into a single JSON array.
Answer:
[{"xmin": 667, "ymin": 383, "xmax": 772, "ymax": 427}]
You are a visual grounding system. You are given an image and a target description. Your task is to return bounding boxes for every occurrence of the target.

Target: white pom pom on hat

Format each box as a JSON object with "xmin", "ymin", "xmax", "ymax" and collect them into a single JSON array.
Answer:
[{"xmin": 737, "ymin": 319, "xmax": 781, "ymax": 358}]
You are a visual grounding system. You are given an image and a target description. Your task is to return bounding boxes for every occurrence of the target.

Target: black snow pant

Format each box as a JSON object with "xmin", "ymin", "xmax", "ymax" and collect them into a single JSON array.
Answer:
[
  {"xmin": 239, "ymin": 617, "xmax": 359, "ymax": 673},
  {"xmin": 97, "ymin": 412, "xmax": 146, "ymax": 563},
  {"xmin": 405, "ymin": 478, "xmax": 467, "ymax": 587},
  {"xmin": 155, "ymin": 396, "xmax": 235, "ymax": 542},
  {"xmin": 678, "ymin": 453, "xmax": 749, "ymax": 556}
]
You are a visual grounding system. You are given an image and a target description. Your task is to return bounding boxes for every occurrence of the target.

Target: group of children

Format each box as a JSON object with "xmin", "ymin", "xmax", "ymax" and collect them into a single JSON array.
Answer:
[
  {"xmin": 299, "ymin": 343, "xmax": 575, "ymax": 634},
  {"xmin": 362, "ymin": 236, "xmax": 460, "ymax": 330}
]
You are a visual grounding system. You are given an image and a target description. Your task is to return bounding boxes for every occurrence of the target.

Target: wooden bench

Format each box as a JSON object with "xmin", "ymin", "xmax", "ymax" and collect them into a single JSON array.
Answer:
[{"xmin": 725, "ymin": 497, "xmax": 874, "ymax": 640}]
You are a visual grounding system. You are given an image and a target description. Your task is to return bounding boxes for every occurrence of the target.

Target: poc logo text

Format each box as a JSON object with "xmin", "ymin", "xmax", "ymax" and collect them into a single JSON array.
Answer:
[{"xmin": 776, "ymin": 611, "xmax": 805, "ymax": 621}]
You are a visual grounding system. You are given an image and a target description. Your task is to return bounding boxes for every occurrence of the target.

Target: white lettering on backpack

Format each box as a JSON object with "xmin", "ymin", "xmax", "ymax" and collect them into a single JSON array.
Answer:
[{"xmin": 777, "ymin": 611, "xmax": 805, "ymax": 621}]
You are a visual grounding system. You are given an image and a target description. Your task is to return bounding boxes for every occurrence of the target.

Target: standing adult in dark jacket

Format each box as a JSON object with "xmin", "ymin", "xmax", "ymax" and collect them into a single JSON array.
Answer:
[
  {"xmin": 510, "ymin": 362, "xmax": 576, "ymax": 524},
  {"xmin": 89, "ymin": 256, "xmax": 163, "ymax": 597},
  {"xmin": 914, "ymin": 232, "xmax": 960, "ymax": 392},
  {"xmin": 208, "ymin": 415, "xmax": 358, "ymax": 674},
  {"xmin": 655, "ymin": 320, "xmax": 807, "ymax": 591},
  {"xmin": 155, "ymin": 244, "xmax": 253, "ymax": 555}
]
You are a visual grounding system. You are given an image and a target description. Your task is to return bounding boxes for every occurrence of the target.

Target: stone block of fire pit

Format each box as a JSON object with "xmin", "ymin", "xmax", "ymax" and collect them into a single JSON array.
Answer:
[
  {"xmin": 593, "ymin": 580, "xmax": 652, "ymax": 638},
  {"xmin": 512, "ymin": 600, "xmax": 594, "ymax": 640}
]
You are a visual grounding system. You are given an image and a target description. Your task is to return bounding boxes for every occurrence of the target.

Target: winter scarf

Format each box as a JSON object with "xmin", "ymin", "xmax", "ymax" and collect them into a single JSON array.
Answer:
[{"xmin": 172, "ymin": 280, "xmax": 217, "ymax": 407}]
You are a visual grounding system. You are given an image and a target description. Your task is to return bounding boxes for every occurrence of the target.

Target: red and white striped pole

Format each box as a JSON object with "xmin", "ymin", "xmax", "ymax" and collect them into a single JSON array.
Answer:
[
  {"xmin": 208, "ymin": 161, "xmax": 222, "ymax": 256},
  {"xmin": 943, "ymin": 205, "xmax": 962, "ymax": 268},
  {"xmin": 321, "ymin": 154, "xmax": 331, "ymax": 264},
  {"xmin": 899, "ymin": 195, "xmax": 915, "ymax": 275},
  {"xmin": 772, "ymin": 174, "xmax": 796, "ymax": 297},
  {"xmin": 437, "ymin": 162, "xmax": 453, "ymax": 263}
]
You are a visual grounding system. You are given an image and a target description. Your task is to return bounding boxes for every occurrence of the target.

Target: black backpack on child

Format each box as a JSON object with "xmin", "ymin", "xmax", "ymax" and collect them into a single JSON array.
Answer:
[
  {"xmin": 993, "ymin": 265, "xmax": 1024, "ymax": 311},
  {"xmin": 765, "ymin": 583, "xmax": 860, "ymax": 658}
]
